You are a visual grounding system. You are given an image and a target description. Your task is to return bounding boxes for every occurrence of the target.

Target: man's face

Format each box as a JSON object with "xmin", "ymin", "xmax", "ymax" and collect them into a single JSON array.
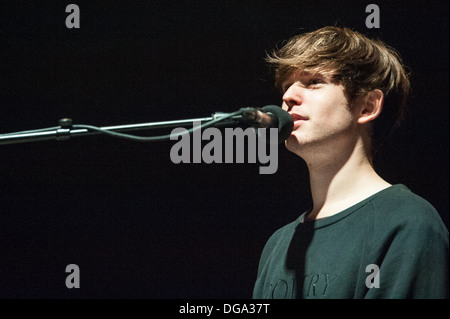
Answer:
[{"xmin": 281, "ymin": 71, "xmax": 360, "ymax": 157}]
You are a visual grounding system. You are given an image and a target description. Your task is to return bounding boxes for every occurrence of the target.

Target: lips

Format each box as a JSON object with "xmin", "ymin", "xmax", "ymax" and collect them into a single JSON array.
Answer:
[
  {"xmin": 290, "ymin": 113, "xmax": 308, "ymax": 121},
  {"xmin": 290, "ymin": 113, "xmax": 308, "ymax": 131}
]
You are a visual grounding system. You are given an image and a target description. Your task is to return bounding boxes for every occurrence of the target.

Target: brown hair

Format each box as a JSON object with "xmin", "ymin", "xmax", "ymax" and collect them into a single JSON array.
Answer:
[{"xmin": 267, "ymin": 26, "xmax": 411, "ymax": 142}]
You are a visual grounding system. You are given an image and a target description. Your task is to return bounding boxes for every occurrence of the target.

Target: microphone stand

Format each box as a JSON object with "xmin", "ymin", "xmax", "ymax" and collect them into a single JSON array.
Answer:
[{"xmin": 0, "ymin": 111, "xmax": 249, "ymax": 146}]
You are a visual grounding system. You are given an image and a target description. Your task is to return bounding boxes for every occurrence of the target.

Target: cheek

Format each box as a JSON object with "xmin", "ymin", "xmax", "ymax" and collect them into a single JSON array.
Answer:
[
  {"xmin": 314, "ymin": 94, "xmax": 352, "ymax": 121},
  {"xmin": 318, "ymin": 109, "xmax": 354, "ymax": 130}
]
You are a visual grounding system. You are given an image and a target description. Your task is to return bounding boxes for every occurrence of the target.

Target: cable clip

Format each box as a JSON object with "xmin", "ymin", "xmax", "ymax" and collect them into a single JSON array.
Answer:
[{"xmin": 56, "ymin": 118, "xmax": 73, "ymax": 141}]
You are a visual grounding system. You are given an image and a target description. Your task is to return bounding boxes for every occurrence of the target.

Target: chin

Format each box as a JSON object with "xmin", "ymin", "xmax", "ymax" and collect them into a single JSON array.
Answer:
[{"xmin": 285, "ymin": 132, "xmax": 311, "ymax": 157}]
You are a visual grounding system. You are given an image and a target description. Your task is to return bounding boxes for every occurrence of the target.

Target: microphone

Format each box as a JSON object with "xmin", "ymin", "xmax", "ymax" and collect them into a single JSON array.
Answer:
[{"xmin": 240, "ymin": 105, "xmax": 294, "ymax": 143}]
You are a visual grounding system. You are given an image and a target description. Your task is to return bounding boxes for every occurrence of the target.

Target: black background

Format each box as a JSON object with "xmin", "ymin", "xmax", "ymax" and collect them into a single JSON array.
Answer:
[{"xmin": 0, "ymin": 0, "xmax": 448, "ymax": 299}]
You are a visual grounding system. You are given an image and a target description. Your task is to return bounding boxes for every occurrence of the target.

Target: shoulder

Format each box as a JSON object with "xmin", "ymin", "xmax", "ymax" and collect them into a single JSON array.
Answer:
[
  {"xmin": 258, "ymin": 216, "xmax": 302, "ymax": 261},
  {"xmin": 264, "ymin": 217, "xmax": 300, "ymax": 248},
  {"xmin": 370, "ymin": 184, "xmax": 448, "ymax": 236}
]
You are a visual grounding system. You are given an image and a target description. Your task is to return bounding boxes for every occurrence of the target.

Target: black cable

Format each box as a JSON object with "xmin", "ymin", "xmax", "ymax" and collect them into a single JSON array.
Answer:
[{"xmin": 70, "ymin": 110, "xmax": 244, "ymax": 142}]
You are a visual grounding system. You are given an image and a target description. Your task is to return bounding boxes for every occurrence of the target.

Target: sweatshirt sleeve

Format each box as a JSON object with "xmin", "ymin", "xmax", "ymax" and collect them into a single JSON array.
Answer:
[{"xmin": 364, "ymin": 199, "xmax": 449, "ymax": 299}]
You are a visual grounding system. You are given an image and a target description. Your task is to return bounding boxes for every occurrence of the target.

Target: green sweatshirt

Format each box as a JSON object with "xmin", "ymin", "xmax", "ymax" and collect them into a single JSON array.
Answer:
[{"xmin": 253, "ymin": 184, "xmax": 449, "ymax": 299}]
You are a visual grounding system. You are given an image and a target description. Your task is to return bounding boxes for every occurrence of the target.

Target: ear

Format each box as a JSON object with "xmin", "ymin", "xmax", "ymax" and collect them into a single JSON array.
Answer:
[{"xmin": 357, "ymin": 89, "xmax": 384, "ymax": 124}]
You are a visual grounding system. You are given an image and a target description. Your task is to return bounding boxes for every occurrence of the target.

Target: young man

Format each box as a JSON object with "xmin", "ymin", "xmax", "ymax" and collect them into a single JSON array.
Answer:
[{"xmin": 253, "ymin": 26, "xmax": 448, "ymax": 299}]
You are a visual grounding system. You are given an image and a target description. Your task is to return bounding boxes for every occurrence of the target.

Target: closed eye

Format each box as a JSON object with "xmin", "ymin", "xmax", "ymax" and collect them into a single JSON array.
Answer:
[
  {"xmin": 281, "ymin": 74, "xmax": 327, "ymax": 92},
  {"xmin": 307, "ymin": 78, "xmax": 323, "ymax": 87}
]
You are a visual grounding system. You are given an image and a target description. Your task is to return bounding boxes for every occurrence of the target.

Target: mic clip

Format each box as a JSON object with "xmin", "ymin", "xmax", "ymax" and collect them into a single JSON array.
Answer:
[{"xmin": 240, "ymin": 107, "xmax": 276, "ymax": 128}]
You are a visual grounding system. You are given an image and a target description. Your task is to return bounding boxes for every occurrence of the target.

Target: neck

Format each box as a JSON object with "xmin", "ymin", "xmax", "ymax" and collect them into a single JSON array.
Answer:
[{"xmin": 302, "ymin": 138, "xmax": 390, "ymax": 221}]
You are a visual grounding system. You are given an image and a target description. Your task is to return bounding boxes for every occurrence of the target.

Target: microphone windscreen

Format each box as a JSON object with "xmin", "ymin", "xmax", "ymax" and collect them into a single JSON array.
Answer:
[{"xmin": 262, "ymin": 105, "xmax": 294, "ymax": 143}]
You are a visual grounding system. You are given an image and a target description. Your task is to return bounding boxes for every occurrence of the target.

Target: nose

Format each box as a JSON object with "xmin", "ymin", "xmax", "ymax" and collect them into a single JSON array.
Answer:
[{"xmin": 282, "ymin": 84, "xmax": 302, "ymax": 112}]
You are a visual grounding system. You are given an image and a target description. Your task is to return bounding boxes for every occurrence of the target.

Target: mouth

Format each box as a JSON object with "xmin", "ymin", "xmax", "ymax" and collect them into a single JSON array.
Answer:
[
  {"xmin": 290, "ymin": 113, "xmax": 308, "ymax": 130},
  {"xmin": 290, "ymin": 113, "xmax": 308, "ymax": 121}
]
